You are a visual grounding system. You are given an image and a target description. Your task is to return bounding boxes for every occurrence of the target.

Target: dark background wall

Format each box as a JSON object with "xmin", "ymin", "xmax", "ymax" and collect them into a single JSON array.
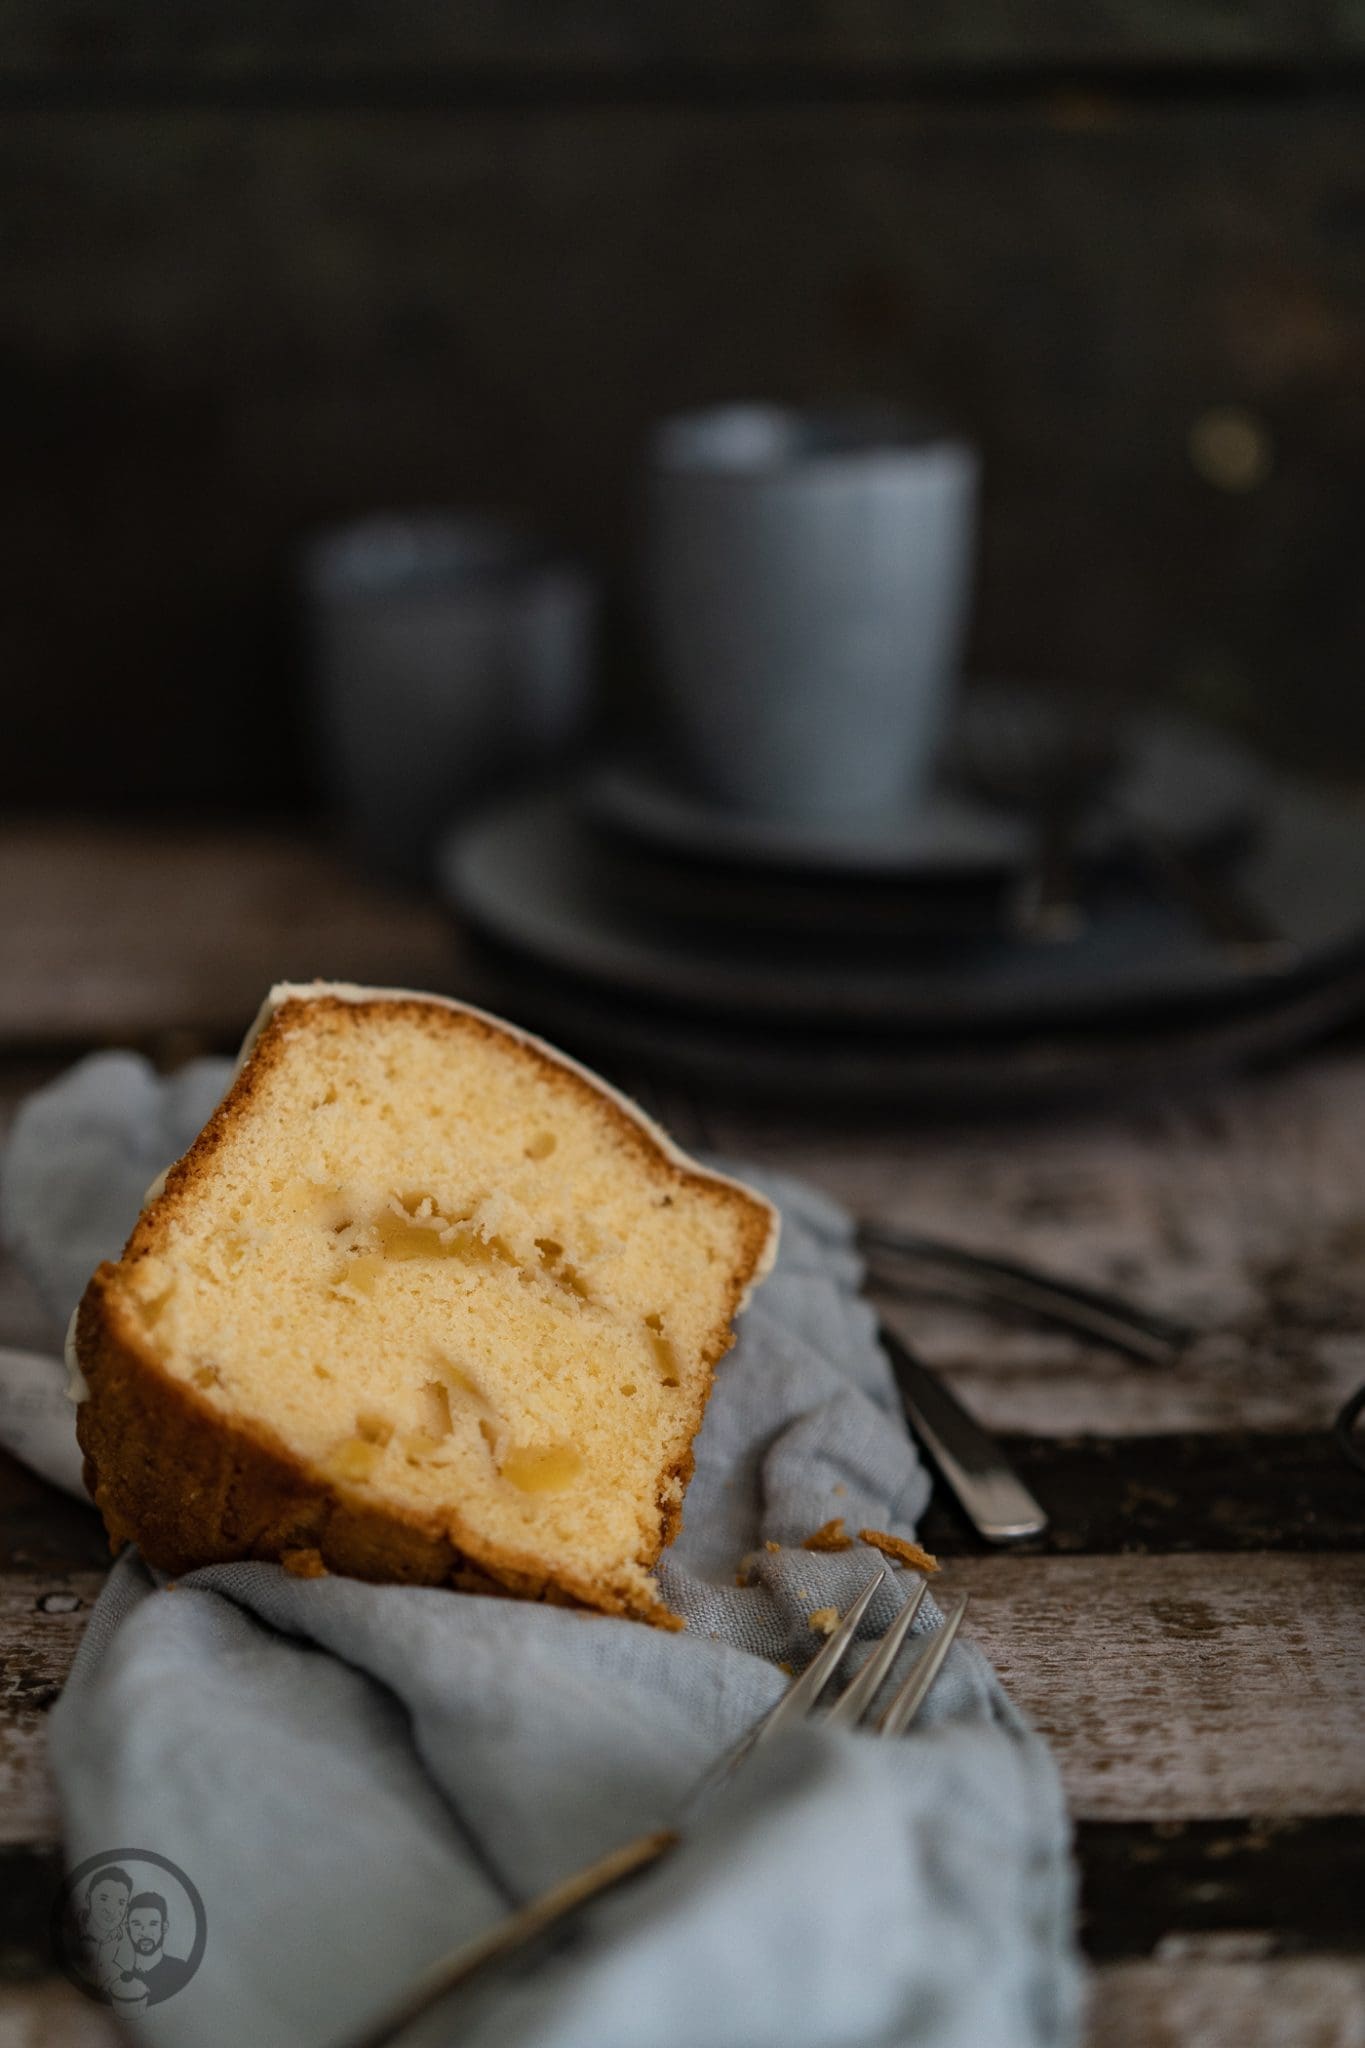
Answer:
[{"xmin": 3, "ymin": 3, "xmax": 1364, "ymax": 810}]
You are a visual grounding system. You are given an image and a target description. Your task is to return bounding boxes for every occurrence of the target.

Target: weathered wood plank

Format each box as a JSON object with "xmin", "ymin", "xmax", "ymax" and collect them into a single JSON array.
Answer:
[
  {"xmin": 917, "ymin": 1433, "xmax": 1365, "ymax": 1557},
  {"xmin": 713, "ymin": 1052, "xmax": 1365, "ymax": 1434},
  {"xmin": 0, "ymin": 1411, "xmax": 1360, "ymax": 1574},
  {"xmin": 939, "ymin": 1553, "xmax": 1365, "ymax": 1820},
  {"xmin": 0, "ymin": 1555, "xmax": 1361, "ymax": 2022},
  {"xmin": 4, "ymin": 1401, "xmax": 1362, "ymax": 1585},
  {"xmin": 8, "ymin": 1424, "xmax": 1362, "ymax": 1585},
  {"xmin": 1087, "ymin": 1957, "xmax": 1365, "ymax": 2048},
  {"xmin": 1, "ymin": 1557, "xmax": 1361, "ymax": 1843},
  {"xmin": 1, "ymin": 1889, "xmax": 1364, "ymax": 2043},
  {"xmin": 0, "ymin": 1961, "xmax": 1359, "ymax": 2048},
  {"xmin": 875, "ymin": 1290, "xmax": 1365, "ymax": 1438},
  {"xmin": 5, "ymin": 1427, "xmax": 1362, "ymax": 1585},
  {"xmin": 0, "ymin": 827, "xmax": 458, "ymax": 1046},
  {"xmin": 0, "ymin": 1961, "xmax": 1360, "ymax": 2048},
  {"xmin": 1, "ymin": 1875, "xmax": 1363, "ymax": 2034},
  {"xmin": 0, "ymin": 1576, "xmax": 102, "ymax": 1848},
  {"xmin": 1079, "ymin": 1818, "xmax": 1365, "ymax": 1959},
  {"xmin": 3, "ymin": 1824, "xmax": 1360, "ymax": 1979}
]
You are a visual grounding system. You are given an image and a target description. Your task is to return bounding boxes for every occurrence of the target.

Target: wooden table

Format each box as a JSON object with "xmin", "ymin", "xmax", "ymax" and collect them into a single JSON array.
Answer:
[{"xmin": 1, "ymin": 824, "xmax": 1363, "ymax": 2047}]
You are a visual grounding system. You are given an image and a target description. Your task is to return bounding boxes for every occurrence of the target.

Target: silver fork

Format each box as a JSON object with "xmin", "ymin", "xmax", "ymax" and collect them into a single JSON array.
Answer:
[{"xmin": 338, "ymin": 1570, "xmax": 967, "ymax": 2048}]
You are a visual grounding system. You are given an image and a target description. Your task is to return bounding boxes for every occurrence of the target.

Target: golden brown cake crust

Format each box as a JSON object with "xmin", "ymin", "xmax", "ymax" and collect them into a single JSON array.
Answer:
[
  {"xmin": 74, "ymin": 993, "xmax": 778, "ymax": 1629},
  {"xmin": 858, "ymin": 1529, "xmax": 939, "ymax": 1575}
]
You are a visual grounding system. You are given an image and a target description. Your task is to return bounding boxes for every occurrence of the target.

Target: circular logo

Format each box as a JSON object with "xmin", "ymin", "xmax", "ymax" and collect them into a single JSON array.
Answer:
[{"xmin": 52, "ymin": 1848, "xmax": 206, "ymax": 2012}]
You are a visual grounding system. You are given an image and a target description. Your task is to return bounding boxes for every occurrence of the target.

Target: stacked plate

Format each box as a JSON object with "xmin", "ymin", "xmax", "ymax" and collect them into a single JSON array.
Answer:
[{"xmin": 436, "ymin": 690, "xmax": 1365, "ymax": 1105}]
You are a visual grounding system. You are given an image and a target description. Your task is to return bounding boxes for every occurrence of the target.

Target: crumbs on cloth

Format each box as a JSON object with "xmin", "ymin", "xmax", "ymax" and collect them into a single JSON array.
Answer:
[
  {"xmin": 807, "ymin": 1607, "xmax": 839, "ymax": 1636},
  {"xmin": 861, "ymin": 1529, "xmax": 939, "ymax": 1574},
  {"xmin": 744, "ymin": 1521, "xmax": 937, "ymax": 1580},
  {"xmin": 281, "ymin": 1548, "xmax": 329, "ymax": 1579}
]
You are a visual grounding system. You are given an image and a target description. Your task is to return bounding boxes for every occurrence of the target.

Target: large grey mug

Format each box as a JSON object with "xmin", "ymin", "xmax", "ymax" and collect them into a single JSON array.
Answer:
[
  {"xmin": 647, "ymin": 404, "xmax": 977, "ymax": 822},
  {"xmin": 303, "ymin": 515, "xmax": 594, "ymax": 881}
]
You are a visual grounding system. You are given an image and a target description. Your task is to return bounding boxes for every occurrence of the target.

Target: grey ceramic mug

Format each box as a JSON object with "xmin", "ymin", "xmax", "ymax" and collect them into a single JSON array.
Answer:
[
  {"xmin": 303, "ymin": 515, "xmax": 594, "ymax": 882},
  {"xmin": 646, "ymin": 404, "xmax": 978, "ymax": 822}
]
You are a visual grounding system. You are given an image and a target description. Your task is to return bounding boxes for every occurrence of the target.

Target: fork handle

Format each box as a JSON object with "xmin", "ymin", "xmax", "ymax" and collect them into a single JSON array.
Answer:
[
  {"xmin": 881, "ymin": 1327, "xmax": 1049, "ymax": 1544},
  {"xmin": 336, "ymin": 1829, "xmax": 678, "ymax": 2048}
]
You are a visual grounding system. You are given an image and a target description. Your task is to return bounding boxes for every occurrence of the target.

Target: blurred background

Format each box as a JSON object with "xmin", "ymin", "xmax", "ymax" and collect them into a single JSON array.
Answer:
[
  {"xmin": 9, "ymin": 2, "xmax": 1365, "ymax": 807},
  {"xmin": 3, "ymin": 4, "xmax": 1364, "ymax": 1097}
]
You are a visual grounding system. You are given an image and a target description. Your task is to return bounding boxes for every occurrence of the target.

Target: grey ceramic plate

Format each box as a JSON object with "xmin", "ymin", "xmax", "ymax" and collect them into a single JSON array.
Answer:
[
  {"xmin": 584, "ymin": 695, "xmax": 1265, "ymax": 879},
  {"xmin": 438, "ymin": 777, "xmax": 1365, "ymax": 1035},
  {"xmin": 458, "ymin": 938, "xmax": 1365, "ymax": 1109}
]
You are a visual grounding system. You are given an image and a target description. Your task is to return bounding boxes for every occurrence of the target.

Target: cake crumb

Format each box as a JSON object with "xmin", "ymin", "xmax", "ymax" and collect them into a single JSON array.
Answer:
[
  {"xmin": 860, "ymin": 1529, "xmax": 939, "ymax": 1574},
  {"xmin": 832, "ymin": 1483, "xmax": 846, "ymax": 1496},
  {"xmin": 801, "ymin": 1516, "xmax": 852, "ymax": 1552},
  {"xmin": 763, "ymin": 1539, "xmax": 781, "ymax": 1553},
  {"xmin": 281, "ymin": 1547, "xmax": 329, "ymax": 1579},
  {"xmin": 807, "ymin": 1606, "xmax": 839, "ymax": 1636},
  {"xmin": 775, "ymin": 1659, "xmax": 795, "ymax": 1676}
]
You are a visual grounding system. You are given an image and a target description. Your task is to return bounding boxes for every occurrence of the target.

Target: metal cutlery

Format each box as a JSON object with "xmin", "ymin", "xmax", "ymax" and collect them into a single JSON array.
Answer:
[
  {"xmin": 859, "ymin": 1221, "xmax": 1193, "ymax": 1366},
  {"xmin": 862, "ymin": 1228, "xmax": 1196, "ymax": 1543},
  {"xmin": 878, "ymin": 1324, "xmax": 1049, "ymax": 1543}
]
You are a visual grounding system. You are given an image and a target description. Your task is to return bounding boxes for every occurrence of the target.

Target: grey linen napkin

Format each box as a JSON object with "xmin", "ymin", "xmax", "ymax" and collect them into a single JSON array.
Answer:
[{"xmin": 3, "ymin": 1056, "xmax": 1081, "ymax": 2048}]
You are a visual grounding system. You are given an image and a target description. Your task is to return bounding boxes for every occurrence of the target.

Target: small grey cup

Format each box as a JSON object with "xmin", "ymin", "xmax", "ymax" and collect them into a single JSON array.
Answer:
[
  {"xmin": 646, "ymin": 403, "xmax": 978, "ymax": 824},
  {"xmin": 303, "ymin": 514, "xmax": 595, "ymax": 882}
]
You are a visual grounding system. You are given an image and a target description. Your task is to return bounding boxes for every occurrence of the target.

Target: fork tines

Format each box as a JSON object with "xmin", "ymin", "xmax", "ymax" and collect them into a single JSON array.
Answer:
[{"xmin": 759, "ymin": 1571, "xmax": 969, "ymax": 1749}]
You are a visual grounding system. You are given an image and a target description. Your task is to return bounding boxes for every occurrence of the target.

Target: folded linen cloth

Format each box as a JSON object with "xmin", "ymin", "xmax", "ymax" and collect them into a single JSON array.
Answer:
[{"xmin": 2, "ymin": 1055, "xmax": 1081, "ymax": 2048}]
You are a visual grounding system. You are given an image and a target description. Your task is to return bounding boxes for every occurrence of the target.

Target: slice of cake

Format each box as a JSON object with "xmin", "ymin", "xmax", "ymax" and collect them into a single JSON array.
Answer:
[{"xmin": 74, "ymin": 983, "xmax": 777, "ymax": 1627}]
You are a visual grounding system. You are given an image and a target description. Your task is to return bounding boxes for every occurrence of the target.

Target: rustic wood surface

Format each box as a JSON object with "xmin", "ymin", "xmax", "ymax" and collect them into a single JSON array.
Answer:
[
  {"xmin": 709, "ymin": 1054, "xmax": 1365, "ymax": 1434},
  {"xmin": 0, "ymin": 1571, "xmax": 101, "ymax": 1846},
  {"xmin": 0, "ymin": 824, "xmax": 456, "ymax": 1049},
  {"xmin": 6, "ymin": 1967, "xmax": 1365, "ymax": 2048},
  {"xmin": 1086, "ymin": 1960, "xmax": 1365, "ymax": 2048},
  {"xmin": 0, "ymin": 827, "xmax": 1362, "ymax": 2043},
  {"xmin": 942, "ymin": 1553, "xmax": 1365, "ymax": 1819},
  {"xmin": 3, "ymin": 1549, "xmax": 1361, "ymax": 1838}
]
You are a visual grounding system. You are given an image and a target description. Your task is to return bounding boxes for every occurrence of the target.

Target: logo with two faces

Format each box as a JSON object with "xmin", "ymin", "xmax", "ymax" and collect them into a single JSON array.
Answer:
[{"xmin": 52, "ymin": 1849, "xmax": 206, "ymax": 2014}]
